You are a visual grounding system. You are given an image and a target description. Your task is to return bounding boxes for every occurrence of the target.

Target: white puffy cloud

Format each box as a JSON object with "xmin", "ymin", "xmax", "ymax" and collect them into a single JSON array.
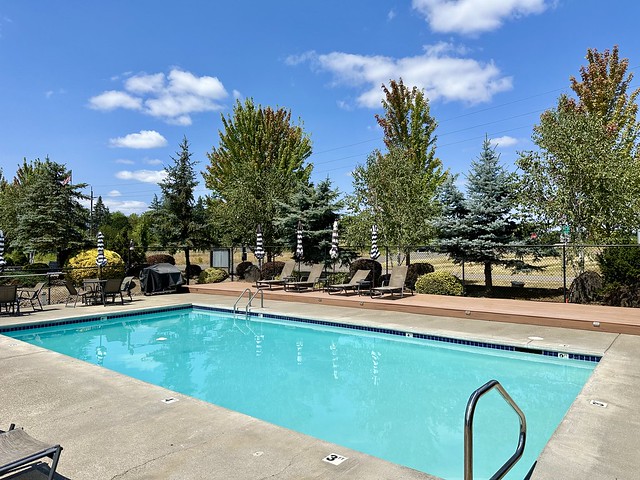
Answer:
[
  {"xmin": 103, "ymin": 199, "xmax": 149, "ymax": 215},
  {"xmin": 89, "ymin": 69, "xmax": 228, "ymax": 124},
  {"xmin": 412, "ymin": 0, "xmax": 548, "ymax": 35},
  {"xmin": 145, "ymin": 158, "xmax": 163, "ymax": 166},
  {"xmin": 108, "ymin": 190, "xmax": 121, "ymax": 197},
  {"xmin": 115, "ymin": 169, "xmax": 167, "ymax": 183},
  {"xmin": 115, "ymin": 158, "xmax": 135, "ymax": 165},
  {"xmin": 109, "ymin": 130, "xmax": 168, "ymax": 149},
  {"xmin": 89, "ymin": 90, "xmax": 142, "ymax": 111},
  {"xmin": 297, "ymin": 45, "xmax": 512, "ymax": 108},
  {"xmin": 490, "ymin": 135, "xmax": 518, "ymax": 148}
]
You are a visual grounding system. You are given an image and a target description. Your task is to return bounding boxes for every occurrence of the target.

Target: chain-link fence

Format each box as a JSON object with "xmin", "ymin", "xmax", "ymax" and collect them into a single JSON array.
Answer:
[{"xmin": 2, "ymin": 244, "xmax": 633, "ymax": 306}]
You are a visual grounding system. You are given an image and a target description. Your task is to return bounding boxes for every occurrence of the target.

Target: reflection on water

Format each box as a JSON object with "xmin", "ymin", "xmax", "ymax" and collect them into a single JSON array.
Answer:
[{"xmin": 9, "ymin": 309, "xmax": 596, "ymax": 480}]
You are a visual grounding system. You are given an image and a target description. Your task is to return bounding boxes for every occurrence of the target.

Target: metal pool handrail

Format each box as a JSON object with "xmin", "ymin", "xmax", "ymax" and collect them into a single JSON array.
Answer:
[
  {"xmin": 464, "ymin": 379, "xmax": 527, "ymax": 480},
  {"xmin": 233, "ymin": 287, "xmax": 264, "ymax": 316}
]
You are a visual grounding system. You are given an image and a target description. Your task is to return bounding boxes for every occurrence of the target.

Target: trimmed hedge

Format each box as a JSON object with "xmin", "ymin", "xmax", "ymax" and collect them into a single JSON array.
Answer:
[
  {"xmin": 415, "ymin": 270, "xmax": 463, "ymax": 296},
  {"xmin": 261, "ymin": 261, "xmax": 285, "ymax": 280},
  {"xmin": 597, "ymin": 245, "xmax": 640, "ymax": 286},
  {"xmin": 236, "ymin": 261, "xmax": 253, "ymax": 279},
  {"xmin": 66, "ymin": 249, "xmax": 125, "ymax": 285},
  {"xmin": 406, "ymin": 262, "xmax": 435, "ymax": 289},
  {"xmin": 146, "ymin": 253, "xmax": 176, "ymax": 265},
  {"xmin": 198, "ymin": 268, "xmax": 229, "ymax": 284}
]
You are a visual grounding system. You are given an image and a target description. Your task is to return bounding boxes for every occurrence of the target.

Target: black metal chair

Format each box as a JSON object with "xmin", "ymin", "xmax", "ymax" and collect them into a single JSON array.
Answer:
[
  {"xmin": 0, "ymin": 285, "xmax": 20, "ymax": 315},
  {"xmin": 19, "ymin": 282, "xmax": 45, "ymax": 311}
]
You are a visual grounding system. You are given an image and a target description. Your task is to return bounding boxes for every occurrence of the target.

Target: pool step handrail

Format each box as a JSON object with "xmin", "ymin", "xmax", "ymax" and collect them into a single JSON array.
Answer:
[
  {"xmin": 233, "ymin": 288, "xmax": 264, "ymax": 317},
  {"xmin": 464, "ymin": 379, "xmax": 527, "ymax": 480},
  {"xmin": 233, "ymin": 288, "xmax": 252, "ymax": 315}
]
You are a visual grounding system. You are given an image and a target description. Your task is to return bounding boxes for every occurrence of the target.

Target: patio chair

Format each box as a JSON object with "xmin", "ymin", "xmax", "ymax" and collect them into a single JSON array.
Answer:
[
  {"xmin": 370, "ymin": 265, "xmax": 409, "ymax": 299},
  {"xmin": 102, "ymin": 278, "xmax": 125, "ymax": 305},
  {"xmin": 121, "ymin": 276, "xmax": 135, "ymax": 301},
  {"xmin": 18, "ymin": 282, "xmax": 45, "ymax": 311},
  {"xmin": 284, "ymin": 263, "xmax": 324, "ymax": 292},
  {"xmin": 64, "ymin": 279, "xmax": 94, "ymax": 307},
  {"xmin": 0, "ymin": 424, "xmax": 63, "ymax": 480},
  {"xmin": 0, "ymin": 285, "xmax": 20, "ymax": 315},
  {"xmin": 255, "ymin": 261, "xmax": 296, "ymax": 290},
  {"xmin": 326, "ymin": 269, "xmax": 371, "ymax": 295}
]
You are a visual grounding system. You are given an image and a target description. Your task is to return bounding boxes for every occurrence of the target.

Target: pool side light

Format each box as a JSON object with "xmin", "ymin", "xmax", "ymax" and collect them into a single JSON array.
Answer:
[{"xmin": 592, "ymin": 321, "xmax": 600, "ymax": 327}]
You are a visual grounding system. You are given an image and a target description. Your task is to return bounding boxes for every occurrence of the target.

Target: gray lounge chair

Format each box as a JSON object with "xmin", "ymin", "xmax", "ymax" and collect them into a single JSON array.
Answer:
[
  {"xmin": 64, "ymin": 279, "xmax": 94, "ymax": 307},
  {"xmin": 121, "ymin": 276, "xmax": 135, "ymax": 301},
  {"xmin": 19, "ymin": 282, "xmax": 45, "ymax": 311},
  {"xmin": 326, "ymin": 269, "xmax": 371, "ymax": 295},
  {"xmin": 102, "ymin": 278, "xmax": 125, "ymax": 305},
  {"xmin": 0, "ymin": 424, "xmax": 62, "ymax": 480},
  {"xmin": 256, "ymin": 261, "xmax": 296, "ymax": 290},
  {"xmin": 0, "ymin": 285, "xmax": 20, "ymax": 315},
  {"xmin": 284, "ymin": 263, "xmax": 324, "ymax": 292},
  {"xmin": 370, "ymin": 265, "xmax": 409, "ymax": 299}
]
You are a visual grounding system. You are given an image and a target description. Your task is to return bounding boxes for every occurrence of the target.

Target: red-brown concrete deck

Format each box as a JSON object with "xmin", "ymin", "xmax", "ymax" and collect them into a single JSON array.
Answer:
[{"xmin": 187, "ymin": 281, "xmax": 640, "ymax": 335}]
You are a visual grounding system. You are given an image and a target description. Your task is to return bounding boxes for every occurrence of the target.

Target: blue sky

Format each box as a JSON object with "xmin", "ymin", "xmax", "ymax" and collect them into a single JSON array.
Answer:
[{"xmin": 1, "ymin": 0, "xmax": 638, "ymax": 215}]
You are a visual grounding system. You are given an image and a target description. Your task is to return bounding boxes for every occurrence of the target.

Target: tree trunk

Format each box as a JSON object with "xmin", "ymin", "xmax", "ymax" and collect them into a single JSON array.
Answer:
[
  {"xmin": 184, "ymin": 247, "xmax": 190, "ymax": 285},
  {"xmin": 484, "ymin": 262, "xmax": 492, "ymax": 291}
]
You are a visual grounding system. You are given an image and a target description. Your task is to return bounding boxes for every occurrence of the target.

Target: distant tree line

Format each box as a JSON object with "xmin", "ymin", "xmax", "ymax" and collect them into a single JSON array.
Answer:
[{"xmin": 1, "ymin": 45, "xmax": 639, "ymax": 291}]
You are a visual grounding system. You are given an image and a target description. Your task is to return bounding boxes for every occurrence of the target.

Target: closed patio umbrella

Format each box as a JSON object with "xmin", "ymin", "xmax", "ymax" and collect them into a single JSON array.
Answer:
[
  {"xmin": 329, "ymin": 220, "xmax": 339, "ymax": 261},
  {"xmin": 255, "ymin": 224, "xmax": 265, "ymax": 270},
  {"xmin": 0, "ymin": 230, "xmax": 6, "ymax": 272},
  {"xmin": 96, "ymin": 231, "xmax": 107, "ymax": 269},
  {"xmin": 295, "ymin": 220, "xmax": 303, "ymax": 276},
  {"xmin": 370, "ymin": 224, "xmax": 380, "ymax": 260}
]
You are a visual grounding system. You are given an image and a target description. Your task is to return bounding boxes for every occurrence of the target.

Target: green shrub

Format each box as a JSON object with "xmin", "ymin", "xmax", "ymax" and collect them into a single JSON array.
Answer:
[
  {"xmin": 185, "ymin": 264, "xmax": 202, "ymax": 278},
  {"xmin": 597, "ymin": 245, "xmax": 640, "ymax": 286},
  {"xmin": 22, "ymin": 262, "xmax": 49, "ymax": 273},
  {"xmin": 406, "ymin": 262, "xmax": 435, "ymax": 289},
  {"xmin": 236, "ymin": 261, "xmax": 253, "ymax": 279},
  {"xmin": 260, "ymin": 261, "xmax": 284, "ymax": 280},
  {"xmin": 146, "ymin": 253, "xmax": 176, "ymax": 265},
  {"xmin": 349, "ymin": 258, "xmax": 382, "ymax": 286},
  {"xmin": 66, "ymin": 249, "xmax": 125, "ymax": 285},
  {"xmin": 569, "ymin": 271, "xmax": 603, "ymax": 304},
  {"xmin": 198, "ymin": 267, "xmax": 229, "ymax": 284},
  {"xmin": 415, "ymin": 270, "xmax": 463, "ymax": 296}
]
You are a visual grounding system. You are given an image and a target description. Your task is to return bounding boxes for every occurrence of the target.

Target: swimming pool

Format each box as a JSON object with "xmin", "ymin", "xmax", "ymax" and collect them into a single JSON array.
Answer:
[{"xmin": 4, "ymin": 306, "xmax": 598, "ymax": 479}]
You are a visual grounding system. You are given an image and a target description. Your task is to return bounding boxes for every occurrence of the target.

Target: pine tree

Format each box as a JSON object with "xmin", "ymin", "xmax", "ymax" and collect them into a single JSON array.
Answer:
[{"xmin": 435, "ymin": 137, "xmax": 516, "ymax": 289}]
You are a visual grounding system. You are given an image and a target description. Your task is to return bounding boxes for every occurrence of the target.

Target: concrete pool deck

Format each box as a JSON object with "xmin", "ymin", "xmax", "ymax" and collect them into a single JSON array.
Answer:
[{"xmin": 0, "ymin": 288, "xmax": 639, "ymax": 479}]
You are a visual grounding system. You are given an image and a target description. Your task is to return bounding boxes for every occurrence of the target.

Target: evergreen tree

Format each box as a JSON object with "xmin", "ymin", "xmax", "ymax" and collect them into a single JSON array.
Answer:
[
  {"xmin": 276, "ymin": 179, "xmax": 342, "ymax": 265},
  {"xmin": 150, "ymin": 136, "xmax": 200, "ymax": 283},
  {"xmin": 91, "ymin": 195, "xmax": 110, "ymax": 235},
  {"xmin": 434, "ymin": 137, "xmax": 517, "ymax": 289},
  {"xmin": 13, "ymin": 158, "xmax": 89, "ymax": 264}
]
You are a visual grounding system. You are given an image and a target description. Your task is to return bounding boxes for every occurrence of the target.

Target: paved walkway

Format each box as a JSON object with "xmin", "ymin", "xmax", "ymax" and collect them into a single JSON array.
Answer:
[{"xmin": 0, "ymin": 288, "xmax": 639, "ymax": 479}]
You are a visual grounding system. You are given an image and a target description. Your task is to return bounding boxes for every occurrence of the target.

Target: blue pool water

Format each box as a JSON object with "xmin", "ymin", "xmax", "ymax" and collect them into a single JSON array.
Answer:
[{"xmin": 5, "ymin": 307, "xmax": 597, "ymax": 479}]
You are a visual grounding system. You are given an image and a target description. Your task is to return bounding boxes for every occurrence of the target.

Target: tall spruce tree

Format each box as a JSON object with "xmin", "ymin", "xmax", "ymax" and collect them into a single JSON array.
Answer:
[
  {"xmin": 151, "ymin": 137, "xmax": 200, "ymax": 283},
  {"xmin": 434, "ymin": 137, "xmax": 517, "ymax": 289},
  {"xmin": 275, "ymin": 178, "xmax": 343, "ymax": 265},
  {"xmin": 13, "ymin": 158, "xmax": 89, "ymax": 264}
]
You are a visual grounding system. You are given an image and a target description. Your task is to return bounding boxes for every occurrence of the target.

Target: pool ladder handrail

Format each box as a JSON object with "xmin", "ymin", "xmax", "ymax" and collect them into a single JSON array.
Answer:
[
  {"xmin": 464, "ymin": 379, "xmax": 527, "ymax": 480},
  {"xmin": 233, "ymin": 287, "xmax": 264, "ymax": 316}
]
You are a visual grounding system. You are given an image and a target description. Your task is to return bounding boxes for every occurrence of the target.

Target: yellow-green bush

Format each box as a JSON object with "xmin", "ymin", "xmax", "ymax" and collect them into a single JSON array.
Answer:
[
  {"xmin": 66, "ymin": 249, "xmax": 125, "ymax": 285},
  {"xmin": 415, "ymin": 270, "xmax": 463, "ymax": 296},
  {"xmin": 198, "ymin": 267, "xmax": 229, "ymax": 284}
]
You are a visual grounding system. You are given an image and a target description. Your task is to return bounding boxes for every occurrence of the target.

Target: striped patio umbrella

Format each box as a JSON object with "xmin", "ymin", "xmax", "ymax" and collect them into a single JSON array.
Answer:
[
  {"xmin": 96, "ymin": 231, "xmax": 108, "ymax": 268},
  {"xmin": 329, "ymin": 220, "xmax": 339, "ymax": 260},
  {"xmin": 370, "ymin": 224, "xmax": 380, "ymax": 260},
  {"xmin": 295, "ymin": 220, "xmax": 304, "ymax": 260},
  {"xmin": 0, "ymin": 230, "xmax": 6, "ymax": 272},
  {"xmin": 254, "ymin": 224, "xmax": 265, "ymax": 262}
]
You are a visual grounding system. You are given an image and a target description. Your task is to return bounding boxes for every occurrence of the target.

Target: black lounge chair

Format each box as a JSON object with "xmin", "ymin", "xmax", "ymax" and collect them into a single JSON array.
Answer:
[
  {"xmin": 284, "ymin": 263, "xmax": 324, "ymax": 292},
  {"xmin": 0, "ymin": 424, "xmax": 63, "ymax": 480},
  {"xmin": 256, "ymin": 261, "xmax": 296, "ymax": 290},
  {"xmin": 326, "ymin": 269, "xmax": 371, "ymax": 295},
  {"xmin": 19, "ymin": 282, "xmax": 45, "ymax": 311},
  {"xmin": 370, "ymin": 265, "xmax": 409, "ymax": 299}
]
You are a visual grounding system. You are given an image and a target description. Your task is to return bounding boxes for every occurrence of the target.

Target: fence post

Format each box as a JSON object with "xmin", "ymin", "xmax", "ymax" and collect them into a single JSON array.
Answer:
[
  {"xmin": 562, "ymin": 243, "xmax": 567, "ymax": 303},
  {"xmin": 462, "ymin": 256, "xmax": 466, "ymax": 296}
]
